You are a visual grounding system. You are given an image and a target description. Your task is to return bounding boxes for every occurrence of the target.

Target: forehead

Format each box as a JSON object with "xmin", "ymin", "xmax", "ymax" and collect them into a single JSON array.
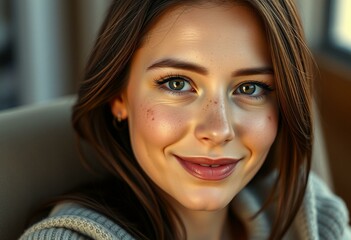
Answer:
[
  {"xmin": 142, "ymin": 2, "xmax": 265, "ymax": 44},
  {"xmin": 134, "ymin": 3, "xmax": 271, "ymax": 72}
]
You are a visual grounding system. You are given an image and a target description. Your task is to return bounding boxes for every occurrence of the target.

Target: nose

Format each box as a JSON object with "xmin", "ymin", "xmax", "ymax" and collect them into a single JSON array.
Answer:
[{"xmin": 194, "ymin": 99, "xmax": 235, "ymax": 146}]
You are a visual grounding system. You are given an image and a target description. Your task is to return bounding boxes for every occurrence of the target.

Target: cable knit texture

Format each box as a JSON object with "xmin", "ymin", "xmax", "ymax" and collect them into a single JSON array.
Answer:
[{"xmin": 20, "ymin": 173, "xmax": 350, "ymax": 240}]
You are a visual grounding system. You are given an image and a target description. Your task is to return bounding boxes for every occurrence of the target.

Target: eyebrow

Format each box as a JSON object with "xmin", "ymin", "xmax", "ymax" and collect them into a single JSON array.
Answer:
[
  {"xmin": 147, "ymin": 58, "xmax": 274, "ymax": 76},
  {"xmin": 147, "ymin": 58, "xmax": 208, "ymax": 75},
  {"xmin": 233, "ymin": 66, "xmax": 274, "ymax": 77}
]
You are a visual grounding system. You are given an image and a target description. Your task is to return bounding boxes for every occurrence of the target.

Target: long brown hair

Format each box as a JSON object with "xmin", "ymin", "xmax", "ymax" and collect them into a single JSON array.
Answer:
[{"xmin": 72, "ymin": 0, "xmax": 314, "ymax": 239}]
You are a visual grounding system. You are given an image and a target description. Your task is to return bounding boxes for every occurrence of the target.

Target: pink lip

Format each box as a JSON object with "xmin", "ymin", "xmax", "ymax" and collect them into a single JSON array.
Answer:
[{"xmin": 175, "ymin": 155, "xmax": 241, "ymax": 181}]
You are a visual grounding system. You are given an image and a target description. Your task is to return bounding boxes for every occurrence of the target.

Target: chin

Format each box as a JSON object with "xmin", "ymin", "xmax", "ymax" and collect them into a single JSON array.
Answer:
[
  {"xmin": 177, "ymin": 193, "xmax": 233, "ymax": 212},
  {"xmin": 184, "ymin": 201, "xmax": 229, "ymax": 212}
]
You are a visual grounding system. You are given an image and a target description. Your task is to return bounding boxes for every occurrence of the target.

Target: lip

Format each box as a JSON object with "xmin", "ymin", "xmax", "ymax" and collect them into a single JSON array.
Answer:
[{"xmin": 175, "ymin": 155, "xmax": 241, "ymax": 181}]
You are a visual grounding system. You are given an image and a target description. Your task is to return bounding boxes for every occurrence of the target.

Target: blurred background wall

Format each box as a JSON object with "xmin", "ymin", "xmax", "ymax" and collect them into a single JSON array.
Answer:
[
  {"xmin": 0, "ymin": 0, "xmax": 350, "ymax": 218},
  {"xmin": 0, "ymin": 0, "xmax": 111, "ymax": 109},
  {"xmin": 296, "ymin": 0, "xmax": 351, "ymax": 219}
]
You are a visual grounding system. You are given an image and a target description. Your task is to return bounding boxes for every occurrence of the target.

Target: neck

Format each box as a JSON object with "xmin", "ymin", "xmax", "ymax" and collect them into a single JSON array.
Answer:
[{"xmin": 174, "ymin": 205, "xmax": 232, "ymax": 240}]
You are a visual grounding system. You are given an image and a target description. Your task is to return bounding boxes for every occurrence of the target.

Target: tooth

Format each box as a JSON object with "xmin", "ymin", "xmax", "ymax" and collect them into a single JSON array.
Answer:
[
  {"xmin": 200, "ymin": 164, "xmax": 210, "ymax": 167},
  {"xmin": 211, "ymin": 164, "xmax": 220, "ymax": 167}
]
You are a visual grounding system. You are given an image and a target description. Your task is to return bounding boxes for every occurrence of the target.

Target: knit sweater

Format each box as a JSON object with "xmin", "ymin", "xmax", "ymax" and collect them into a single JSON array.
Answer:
[{"xmin": 20, "ymin": 173, "xmax": 350, "ymax": 240}]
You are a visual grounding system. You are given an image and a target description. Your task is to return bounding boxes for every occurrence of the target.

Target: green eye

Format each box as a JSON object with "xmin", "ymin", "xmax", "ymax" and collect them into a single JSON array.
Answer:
[
  {"xmin": 239, "ymin": 83, "xmax": 256, "ymax": 94},
  {"xmin": 235, "ymin": 81, "xmax": 273, "ymax": 99},
  {"xmin": 155, "ymin": 75, "xmax": 193, "ymax": 93},
  {"xmin": 168, "ymin": 79, "xmax": 185, "ymax": 90}
]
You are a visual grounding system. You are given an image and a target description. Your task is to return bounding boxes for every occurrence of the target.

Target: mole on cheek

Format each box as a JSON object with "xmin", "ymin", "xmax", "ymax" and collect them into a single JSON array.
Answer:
[{"xmin": 146, "ymin": 108, "xmax": 155, "ymax": 121}]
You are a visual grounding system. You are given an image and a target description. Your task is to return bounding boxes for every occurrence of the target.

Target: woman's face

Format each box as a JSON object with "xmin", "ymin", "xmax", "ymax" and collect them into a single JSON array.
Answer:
[{"xmin": 112, "ymin": 3, "xmax": 278, "ymax": 212}]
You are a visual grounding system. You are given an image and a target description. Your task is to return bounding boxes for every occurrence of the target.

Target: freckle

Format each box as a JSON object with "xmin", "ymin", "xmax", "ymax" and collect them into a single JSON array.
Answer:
[
  {"xmin": 268, "ymin": 116, "xmax": 272, "ymax": 121},
  {"xmin": 146, "ymin": 108, "xmax": 154, "ymax": 120},
  {"xmin": 214, "ymin": 101, "xmax": 218, "ymax": 104}
]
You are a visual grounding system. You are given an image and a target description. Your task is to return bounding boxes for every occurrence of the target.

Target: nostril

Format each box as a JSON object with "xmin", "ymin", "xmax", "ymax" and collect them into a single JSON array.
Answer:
[{"xmin": 196, "ymin": 128, "xmax": 235, "ymax": 146}]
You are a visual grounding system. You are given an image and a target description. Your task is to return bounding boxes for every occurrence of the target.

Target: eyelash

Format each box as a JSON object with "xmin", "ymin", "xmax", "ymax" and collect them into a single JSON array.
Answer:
[
  {"xmin": 154, "ymin": 74, "xmax": 274, "ymax": 99},
  {"xmin": 234, "ymin": 80, "xmax": 274, "ymax": 100},
  {"xmin": 154, "ymin": 74, "xmax": 195, "ymax": 95}
]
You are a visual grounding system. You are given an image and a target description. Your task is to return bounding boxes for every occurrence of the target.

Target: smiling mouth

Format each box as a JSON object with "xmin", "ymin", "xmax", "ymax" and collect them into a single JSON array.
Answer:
[
  {"xmin": 199, "ymin": 164, "xmax": 221, "ymax": 167},
  {"xmin": 175, "ymin": 155, "xmax": 241, "ymax": 181}
]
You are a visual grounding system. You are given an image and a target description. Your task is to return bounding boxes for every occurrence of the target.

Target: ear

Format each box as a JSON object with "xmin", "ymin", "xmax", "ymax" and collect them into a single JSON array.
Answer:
[{"xmin": 110, "ymin": 95, "xmax": 128, "ymax": 121}]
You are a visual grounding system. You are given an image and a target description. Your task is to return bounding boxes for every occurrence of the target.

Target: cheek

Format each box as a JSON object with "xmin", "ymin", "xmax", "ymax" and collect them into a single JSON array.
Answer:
[
  {"xmin": 239, "ymin": 108, "xmax": 279, "ymax": 153},
  {"xmin": 130, "ymin": 101, "xmax": 190, "ymax": 147}
]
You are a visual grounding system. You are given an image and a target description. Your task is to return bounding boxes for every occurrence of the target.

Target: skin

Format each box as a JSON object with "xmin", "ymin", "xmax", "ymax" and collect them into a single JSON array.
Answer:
[{"xmin": 112, "ymin": 3, "xmax": 278, "ymax": 239}]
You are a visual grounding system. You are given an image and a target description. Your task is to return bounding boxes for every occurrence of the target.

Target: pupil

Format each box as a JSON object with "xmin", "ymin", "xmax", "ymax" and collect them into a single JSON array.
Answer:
[
  {"xmin": 241, "ymin": 84, "xmax": 255, "ymax": 94},
  {"xmin": 170, "ymin": 80, "xmax": 184, "ymax": 90}
]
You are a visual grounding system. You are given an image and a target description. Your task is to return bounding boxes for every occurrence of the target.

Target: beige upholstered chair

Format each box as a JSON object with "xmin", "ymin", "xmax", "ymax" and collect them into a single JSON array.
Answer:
[{"xmin": 0, "ymin": 96, "xmax": 333, "ymax": 240}]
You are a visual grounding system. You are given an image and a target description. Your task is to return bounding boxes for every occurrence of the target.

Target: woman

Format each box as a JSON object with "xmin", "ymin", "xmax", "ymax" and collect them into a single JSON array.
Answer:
[{"xmin": 21, "ymin": 0, "xmax": 350, "ymax": 239}]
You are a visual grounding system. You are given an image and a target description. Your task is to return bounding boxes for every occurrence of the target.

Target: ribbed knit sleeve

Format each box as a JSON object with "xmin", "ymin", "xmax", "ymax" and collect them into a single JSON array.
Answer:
[
  {"xmin": 19, "ymin": 203, "xmax": 135, "ymax": 240},
  {"xmin": 293, "ymin": 173, "xmax": 351, "ymax": 240},
  {"xmin": 313, "ymin": 174, "xmax": 350, "ymax": 239},
  {"xmin": 233, "ymin": 172, "xmax": 351, "ymax": 239}
]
